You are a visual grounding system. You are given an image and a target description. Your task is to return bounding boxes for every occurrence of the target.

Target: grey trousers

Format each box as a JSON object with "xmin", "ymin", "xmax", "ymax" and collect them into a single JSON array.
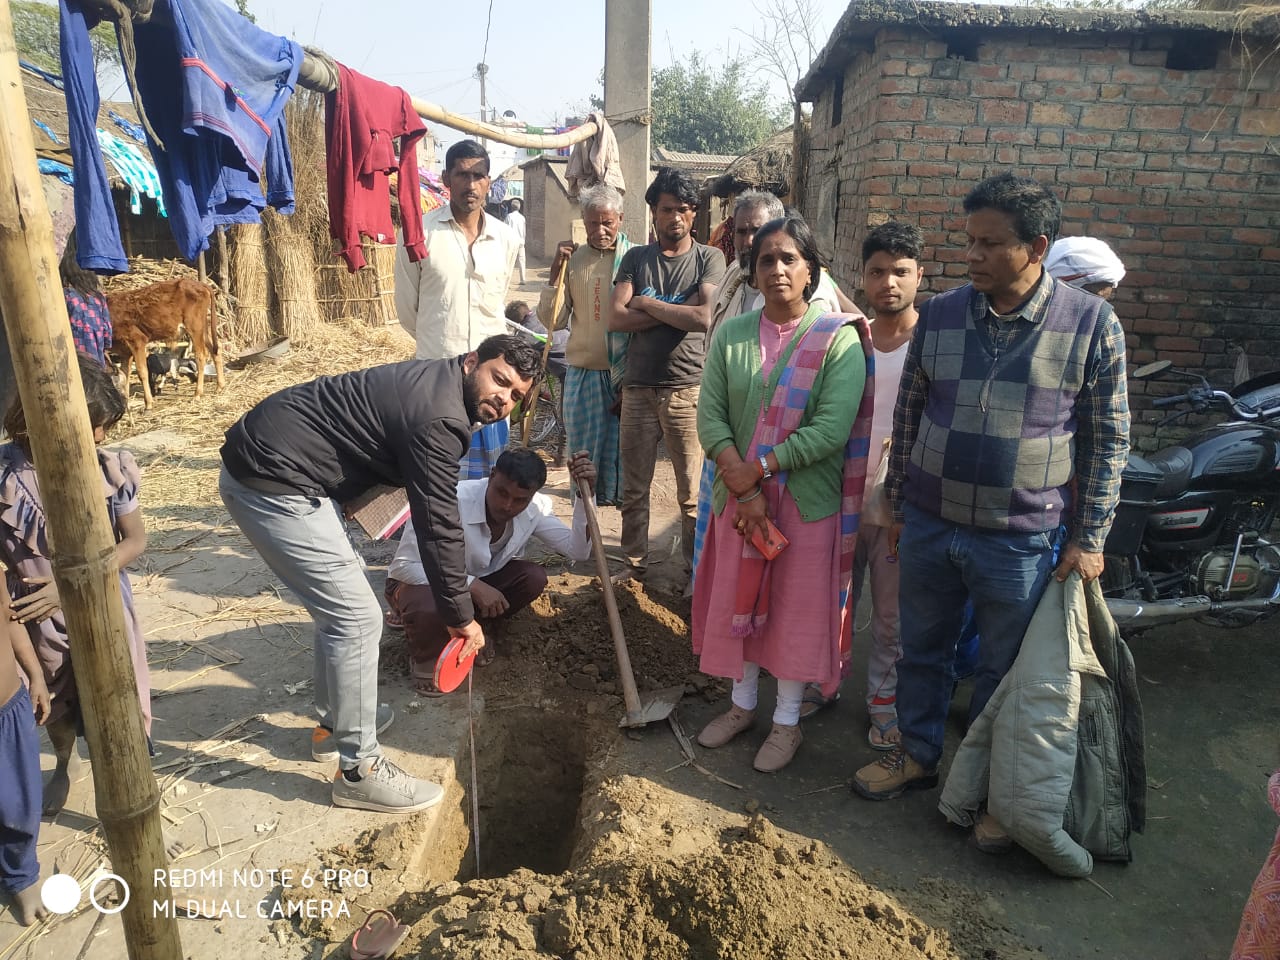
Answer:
[
  {"xmin": 219, "ymin": 467, "xmax": 382, "ymax": 767},
  {"xmin": 619, "ymin": 384, "xmax": 701, "ymax": 573}
]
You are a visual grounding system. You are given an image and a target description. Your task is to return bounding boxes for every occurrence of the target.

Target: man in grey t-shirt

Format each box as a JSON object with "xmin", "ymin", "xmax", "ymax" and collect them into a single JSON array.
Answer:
[{"xmin": 610, "ymin": 167, "xmax": 726, "ymax": 578}]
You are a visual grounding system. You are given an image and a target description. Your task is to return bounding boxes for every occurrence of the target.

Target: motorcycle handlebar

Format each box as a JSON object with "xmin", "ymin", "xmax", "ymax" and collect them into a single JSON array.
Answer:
[{"xmin": 1149, "ymin": 388, "xmax": 1262, "ymax": 420}]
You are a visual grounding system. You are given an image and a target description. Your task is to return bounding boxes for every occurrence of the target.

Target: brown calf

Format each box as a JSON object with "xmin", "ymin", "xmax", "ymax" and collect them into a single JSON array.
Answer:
[{"xmin": 106, "ymin": 278, "xmax": 224, "ymax": 409}]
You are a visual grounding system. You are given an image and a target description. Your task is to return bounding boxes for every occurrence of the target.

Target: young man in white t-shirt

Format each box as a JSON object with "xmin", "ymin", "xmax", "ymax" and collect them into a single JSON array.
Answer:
[{"xmin": 854, "ymin": 222, "xmax": 925, "ymax": 751}]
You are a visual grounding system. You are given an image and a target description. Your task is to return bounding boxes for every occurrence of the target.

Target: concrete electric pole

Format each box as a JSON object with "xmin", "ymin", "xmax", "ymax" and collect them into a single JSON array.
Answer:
[
  {"xmin": 476, "ymin": 61, "xmax": 489, "ymax": 146},
  {"xmin": 603, "ymin": 0, "xmax": 651, "ymax": 243}
]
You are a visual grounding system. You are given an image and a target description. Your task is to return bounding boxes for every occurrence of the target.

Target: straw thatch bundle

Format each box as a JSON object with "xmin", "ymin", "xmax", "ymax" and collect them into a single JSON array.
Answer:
[
  {"xmin": 708, "ymin": 125, "xmax": 796, "ymax": 201},
  {"xmin": 263, "ymin": 206, "xmax": 322, "ymax": 341},
  {"xmin": 229, "ymin": 221, "xmax": 273, "ymax": 345},
  {"xmin": 316, "ymin": 241, "xmax": 397, "ymax": 325}
]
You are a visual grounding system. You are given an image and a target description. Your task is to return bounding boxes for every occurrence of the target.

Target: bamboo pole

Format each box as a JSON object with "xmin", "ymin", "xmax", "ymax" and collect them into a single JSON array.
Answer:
[
  {"xmin": 0, "ymin": 4, "xmax": 180, "ymax": 958},
  {"xmin": 296, "ymin": 50, "xmax": 599, "ymax": 150}
]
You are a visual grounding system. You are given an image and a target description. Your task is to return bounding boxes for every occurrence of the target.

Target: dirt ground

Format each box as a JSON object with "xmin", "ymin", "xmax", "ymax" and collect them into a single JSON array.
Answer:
[{"xmin": 0, "ymin": 265, "xmax": 1277, "ymax": 960}]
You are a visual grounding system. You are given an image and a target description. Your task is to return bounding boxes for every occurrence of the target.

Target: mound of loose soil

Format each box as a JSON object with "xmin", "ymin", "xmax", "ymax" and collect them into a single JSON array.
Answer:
[
  {"xmin": 313, "ymin": 772, "xmax": 1042, "ymax": 960},
  {"xmin": 389, "ymin": 809, "xmax": 1036, "ymax": 960},
  {"xmin": 504, "ymin": 572, "xmax": 725, "ymax": 699}
]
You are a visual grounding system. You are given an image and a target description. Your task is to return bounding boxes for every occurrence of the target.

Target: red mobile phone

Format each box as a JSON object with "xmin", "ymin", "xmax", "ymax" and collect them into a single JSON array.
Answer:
[{"xmin": 750, "ymin": 518, "xmax": 789, "ymax": 560}]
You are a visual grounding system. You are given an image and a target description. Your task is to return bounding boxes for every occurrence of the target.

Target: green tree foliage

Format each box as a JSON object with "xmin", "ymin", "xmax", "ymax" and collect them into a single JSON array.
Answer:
[
  {"xmin": 651, "ymin": 52, "xmax": 789, "ymax": 155},
  {"xmin": 12, "ymin": 0, "xmax": 119, "ymax": 79}
]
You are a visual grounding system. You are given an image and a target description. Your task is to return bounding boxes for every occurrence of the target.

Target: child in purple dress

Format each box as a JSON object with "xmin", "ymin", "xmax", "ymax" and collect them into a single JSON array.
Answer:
[{"xmin": 0, "ymin": 354, "xmax": 151, "ymax": 816}]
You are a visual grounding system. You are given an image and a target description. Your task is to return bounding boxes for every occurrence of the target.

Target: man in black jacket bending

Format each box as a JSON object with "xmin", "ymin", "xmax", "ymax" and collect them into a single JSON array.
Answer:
[{"xmin": 220, "ymin": 335, "xmax": 541, "ymax": 814}]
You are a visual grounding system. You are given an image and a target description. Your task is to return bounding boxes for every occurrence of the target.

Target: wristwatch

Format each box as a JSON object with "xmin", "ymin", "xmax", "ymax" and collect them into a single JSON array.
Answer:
[{"xmin": 758, "ymin": 455, "xmax": 773, "ymax": 480}]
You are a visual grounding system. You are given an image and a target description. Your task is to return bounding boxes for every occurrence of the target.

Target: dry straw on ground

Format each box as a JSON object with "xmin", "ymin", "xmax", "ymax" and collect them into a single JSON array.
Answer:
[
  {"xmin": 116, "ymin": 319, "xmax": 413, "ymax": 445},
  {"xmin": 115, "ymin": 319, "xmax": 415, "ymax": 516}
]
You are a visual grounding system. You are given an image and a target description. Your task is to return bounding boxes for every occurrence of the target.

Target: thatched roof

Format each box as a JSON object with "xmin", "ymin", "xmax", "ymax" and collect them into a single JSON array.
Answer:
[
  {"xmin": 22, "ymin": 65, "xmax": 147, "ymax": 192},
  {"xmin": 707, "ymin": 126, "xmax": 796, "ymax": 200}
]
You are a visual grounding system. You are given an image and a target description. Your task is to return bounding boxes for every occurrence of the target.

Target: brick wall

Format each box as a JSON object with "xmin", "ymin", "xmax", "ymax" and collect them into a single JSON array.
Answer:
[{"xmin": 803, "ymin": 26, "xmax": 1280, "ymax": 447}]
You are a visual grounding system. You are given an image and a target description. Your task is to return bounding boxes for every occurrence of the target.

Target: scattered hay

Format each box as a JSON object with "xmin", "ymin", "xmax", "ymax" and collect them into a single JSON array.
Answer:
[
  {"xmin": 102, "ymin": 256, "xmax": 196, "ymax": 293},
  {"xmin": 114, "ymin": 319, "xmax": 414, "ymax": 450}
]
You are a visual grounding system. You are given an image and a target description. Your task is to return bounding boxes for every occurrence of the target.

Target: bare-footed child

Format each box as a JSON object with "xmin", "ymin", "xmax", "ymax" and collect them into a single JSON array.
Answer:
[{"xmin": 0, "ymin": 590, "xmax": 51, "ymax": 925}]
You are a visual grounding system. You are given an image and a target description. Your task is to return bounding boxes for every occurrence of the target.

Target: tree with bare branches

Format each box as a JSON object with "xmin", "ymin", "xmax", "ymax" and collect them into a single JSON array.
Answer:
[{"xmin": 737, "ymin": 0, "xmax": 827, "ymax": 111}]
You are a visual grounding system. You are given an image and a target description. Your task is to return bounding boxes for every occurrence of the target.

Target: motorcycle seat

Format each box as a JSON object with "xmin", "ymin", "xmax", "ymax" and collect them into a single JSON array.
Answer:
[{"xmin": 1126, "ymin": 446, "xmax": 1194, "ymax": 498}]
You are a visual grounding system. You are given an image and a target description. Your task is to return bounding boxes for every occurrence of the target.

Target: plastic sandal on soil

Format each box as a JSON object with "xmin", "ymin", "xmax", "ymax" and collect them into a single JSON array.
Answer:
[{"xmin": 350, "ymin": 908, "xmax": 409, "ymax": 960}]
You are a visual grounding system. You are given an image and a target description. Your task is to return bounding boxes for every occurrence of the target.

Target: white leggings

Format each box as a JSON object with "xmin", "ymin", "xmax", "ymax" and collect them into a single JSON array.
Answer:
[{"xmin": 730, "ymin": 661, "xmax": 805, "ymax": 726}]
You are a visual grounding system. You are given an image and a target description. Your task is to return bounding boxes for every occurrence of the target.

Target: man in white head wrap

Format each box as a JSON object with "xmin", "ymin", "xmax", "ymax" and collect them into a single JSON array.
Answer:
[{"xmin": 1044, "ymin": 236, "xmax": 1126, "ymax": 301}]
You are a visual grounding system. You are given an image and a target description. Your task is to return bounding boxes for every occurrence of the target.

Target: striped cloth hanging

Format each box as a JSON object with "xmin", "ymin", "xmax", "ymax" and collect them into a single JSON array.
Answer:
[{"xmin": 96, "ymin": 128, "xmax": 167, "ymax": 217}]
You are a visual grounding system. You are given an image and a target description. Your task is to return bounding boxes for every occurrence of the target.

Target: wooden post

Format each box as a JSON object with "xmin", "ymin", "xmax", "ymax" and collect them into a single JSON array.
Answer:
[{"xmin": 0, "ymin": 4, "xmax": 181, "ymax": 958}]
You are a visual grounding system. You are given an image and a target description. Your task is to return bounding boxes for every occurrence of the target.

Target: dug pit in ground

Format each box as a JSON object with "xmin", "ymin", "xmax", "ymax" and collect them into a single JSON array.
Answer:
[
  {"xmin": 289, "ymin": 574, "xmax": 1045, "ymax": 960},
  {"xmin": 305, "ymin": 763, "xmax": 1046, "ymax": 960}
]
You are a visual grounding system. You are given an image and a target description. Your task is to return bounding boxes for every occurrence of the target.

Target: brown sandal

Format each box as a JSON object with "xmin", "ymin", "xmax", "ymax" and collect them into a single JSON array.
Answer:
[{"xmin": 409, "ymin": 658, "xmax": 446, "ymax": 698}]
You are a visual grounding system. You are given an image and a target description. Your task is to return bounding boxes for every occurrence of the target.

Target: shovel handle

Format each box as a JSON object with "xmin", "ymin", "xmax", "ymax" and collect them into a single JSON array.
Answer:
[{"xmin": 576, "ymin": 476, "xmax": 643, "ymax": 717}]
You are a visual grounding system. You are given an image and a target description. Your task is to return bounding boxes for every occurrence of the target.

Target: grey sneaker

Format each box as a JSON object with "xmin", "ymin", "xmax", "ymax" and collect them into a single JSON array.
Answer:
[
  {"xmin": 331, "ymin": 756, "xmax": 444, "ymax": 813},
  {"xmin": 311, "ymin": 703, "xmax": 395, "ymax": 762}
]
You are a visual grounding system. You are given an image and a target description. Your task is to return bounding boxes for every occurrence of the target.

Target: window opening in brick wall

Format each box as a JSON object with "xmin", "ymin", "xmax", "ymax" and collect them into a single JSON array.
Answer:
[
  {"xmin": 946, "ymin": 34, "xmax": 980, "ymax": 62},
  {"xmin": 1165, "ymin": 36, "xmax": 1218, "ymax": 71},
  {"xmin": 831, "ymin": 73, "xmax": 844, "ymax": 128}
]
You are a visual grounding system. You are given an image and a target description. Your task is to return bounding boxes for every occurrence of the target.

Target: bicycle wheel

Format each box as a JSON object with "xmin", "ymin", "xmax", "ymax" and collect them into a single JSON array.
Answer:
[{"xmin": 529, "ymin": 387, "xmax": 563, "ymax": 446}]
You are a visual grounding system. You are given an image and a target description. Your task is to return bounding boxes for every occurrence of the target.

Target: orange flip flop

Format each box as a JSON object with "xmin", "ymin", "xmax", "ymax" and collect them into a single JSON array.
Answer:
[{"xmin": 350, "ymin": 909, "xmax": 409, "ymax": 960}]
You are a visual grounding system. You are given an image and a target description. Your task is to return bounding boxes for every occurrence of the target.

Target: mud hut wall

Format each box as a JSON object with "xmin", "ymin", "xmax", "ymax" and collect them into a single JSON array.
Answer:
[
  {"xmin": 110, "ymin": 192, "xmax": 181, "ymax": 262},
  {"xmin": 525, "ymin": 162, "xmax": 551, "ymax": 260},
  {"xmin": 526, "ymin": 160, "xmax": 582, "ymax": 260},
  {"xmin": 804, "ymin": 41, "xmax": 881, "ymax": 269},
  {"xmin": 801, "ymin": 25, "xmax": 1280, "ymax": 450}
]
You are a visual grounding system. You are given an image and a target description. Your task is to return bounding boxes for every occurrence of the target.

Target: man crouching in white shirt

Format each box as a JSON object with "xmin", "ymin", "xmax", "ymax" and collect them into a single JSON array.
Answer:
[{"xmin": 384, "ymin": 448, "xmax": 595, "ymax": 694}]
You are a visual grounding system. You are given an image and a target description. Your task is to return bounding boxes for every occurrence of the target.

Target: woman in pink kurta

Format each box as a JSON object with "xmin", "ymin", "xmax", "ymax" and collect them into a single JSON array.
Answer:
[
  {"xmin": 1231, "ymin": 769, "xmax": 1280, "ymax": 960},
  {"xmin": 692, "ymin": 217, "xmax": 873, "ymax": 773}
]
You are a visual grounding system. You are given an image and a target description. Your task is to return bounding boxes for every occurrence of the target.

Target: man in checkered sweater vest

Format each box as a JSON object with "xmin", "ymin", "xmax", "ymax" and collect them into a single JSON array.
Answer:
[{"xmin": 854, "ymin": 175, "xmax": 1131, "ymax": 829}]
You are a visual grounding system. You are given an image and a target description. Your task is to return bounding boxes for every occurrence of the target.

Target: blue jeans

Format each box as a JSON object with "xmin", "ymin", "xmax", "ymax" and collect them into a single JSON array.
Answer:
[
  {"xmin": 219, "ymin": 468, "xmax": 383, "ymax": 768},
  {"xmin": 896, "ymin": 503, "xmax": 1059, "ymax": 770}
]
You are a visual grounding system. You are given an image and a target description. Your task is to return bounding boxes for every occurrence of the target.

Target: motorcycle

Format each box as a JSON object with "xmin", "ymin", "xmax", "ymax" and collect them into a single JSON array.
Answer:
[{"xmin": 1103, "ymin": 360, "xmax": 1280, "ymax": 633}]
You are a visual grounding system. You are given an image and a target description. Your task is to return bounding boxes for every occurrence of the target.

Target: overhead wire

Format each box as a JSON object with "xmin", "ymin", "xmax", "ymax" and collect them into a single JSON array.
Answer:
[{"xmin": 480, "ymin": 0, "xmax": 495, "ymax": 68}]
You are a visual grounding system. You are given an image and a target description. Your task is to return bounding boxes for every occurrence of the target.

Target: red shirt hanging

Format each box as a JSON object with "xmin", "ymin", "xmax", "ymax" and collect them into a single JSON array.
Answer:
[{"xmin": 325, "ymin": 63, "xmax": 427, "ymax": 271}]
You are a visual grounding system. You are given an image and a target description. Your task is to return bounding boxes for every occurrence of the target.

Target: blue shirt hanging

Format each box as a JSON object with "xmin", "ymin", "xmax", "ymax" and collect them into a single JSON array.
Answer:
[
  {"xmin": 131, "ymin": 0, "xmax": 302, "ymax": 260},
  {"xmin": 59, "ymin": 0, "xmax": 129, "ymax": 272}
]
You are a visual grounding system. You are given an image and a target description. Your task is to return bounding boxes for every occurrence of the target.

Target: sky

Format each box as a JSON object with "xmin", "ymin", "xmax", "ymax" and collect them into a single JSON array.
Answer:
[{"xmin": 245, "ymin": 0, "xmax": 853, "ymax": 127}]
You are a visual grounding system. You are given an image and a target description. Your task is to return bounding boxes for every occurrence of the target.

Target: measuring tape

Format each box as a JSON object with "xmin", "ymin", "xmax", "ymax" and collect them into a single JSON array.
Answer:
[{"xmin": 467, "ymin": 670, "xmax": 481, "ymax": 878}]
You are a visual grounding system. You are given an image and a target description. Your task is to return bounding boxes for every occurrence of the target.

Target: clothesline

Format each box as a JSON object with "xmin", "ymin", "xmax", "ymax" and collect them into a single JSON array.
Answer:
[
  {"xmin": 61, "ymin": 0, "xmax": 609, "ymax": 275},
  {"xmin": 294, "ymin": 49, "xmax": 600, "ymax": 151}
]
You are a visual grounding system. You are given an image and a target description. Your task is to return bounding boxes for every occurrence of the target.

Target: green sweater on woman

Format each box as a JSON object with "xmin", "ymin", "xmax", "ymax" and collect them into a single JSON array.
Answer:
[{"xmin": 698, "ymin": 303, "xmax": 867, "ymax": 522}]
